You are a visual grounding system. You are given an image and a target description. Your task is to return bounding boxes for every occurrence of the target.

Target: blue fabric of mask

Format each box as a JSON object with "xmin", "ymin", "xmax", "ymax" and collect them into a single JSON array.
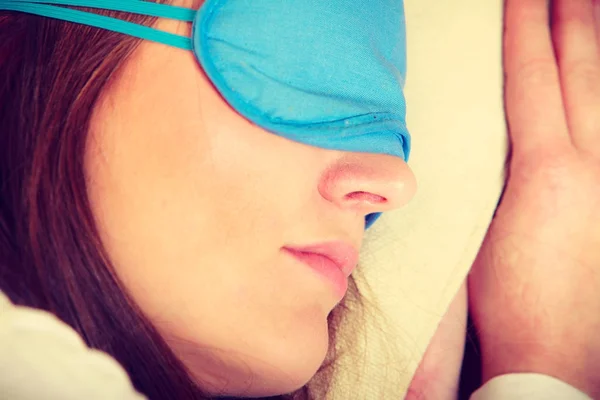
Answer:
[{"xmin": 0, "ymin": 0, "xmax": 411, "ymax": 230}]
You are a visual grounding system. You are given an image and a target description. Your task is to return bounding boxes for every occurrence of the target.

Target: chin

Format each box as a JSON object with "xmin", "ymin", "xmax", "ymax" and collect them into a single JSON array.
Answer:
[{"xmin": 194, "ymin": 326, "xmax": 331, "ymax": 398}]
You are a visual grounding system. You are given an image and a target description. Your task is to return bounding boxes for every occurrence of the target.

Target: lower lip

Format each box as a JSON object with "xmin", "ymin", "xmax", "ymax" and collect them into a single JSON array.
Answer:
[{"xmin": 284, "ymin": 248, "xmax": 348, "ymax": 297}]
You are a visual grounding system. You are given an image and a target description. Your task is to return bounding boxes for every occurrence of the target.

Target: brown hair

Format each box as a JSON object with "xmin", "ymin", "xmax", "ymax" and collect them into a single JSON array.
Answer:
[{"xmin": 0, "ymin": 4, "xmax": 363, "ymax": 399}]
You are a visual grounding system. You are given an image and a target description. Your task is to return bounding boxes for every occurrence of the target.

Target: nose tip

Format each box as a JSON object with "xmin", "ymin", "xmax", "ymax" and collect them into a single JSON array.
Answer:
[{"xmin": 319, "ymin": 152, "xmax": 417, "ymax": 216}]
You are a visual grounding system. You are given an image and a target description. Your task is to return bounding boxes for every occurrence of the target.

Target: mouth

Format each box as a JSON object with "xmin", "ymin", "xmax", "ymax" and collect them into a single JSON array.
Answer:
[
  {"xmin": 284, "ymin": 241, "xmax": 359, "ymax": 276},
  {"xmin": 283, "ymin": 241, "xmax": 359, "ymax": 296}
]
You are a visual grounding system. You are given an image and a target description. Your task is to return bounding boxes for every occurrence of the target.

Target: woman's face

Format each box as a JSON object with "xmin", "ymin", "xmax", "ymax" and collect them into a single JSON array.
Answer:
[{"xmin": 85, "ymin": 2, "xmax": 416, "ymax": 396}]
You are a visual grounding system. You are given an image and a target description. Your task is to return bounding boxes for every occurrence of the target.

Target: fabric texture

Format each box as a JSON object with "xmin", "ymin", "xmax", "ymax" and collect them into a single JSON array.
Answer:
[
  {"xmin": 0, "ymin": 291, "xmax": 146, "ymax": 400},
  {"xmin": 470, "ymin": 374, "xmax": 594, "ymax": 400},
  {"xmin": 193, "ymin": 0, "xmax": 410, "ymax": 160}
]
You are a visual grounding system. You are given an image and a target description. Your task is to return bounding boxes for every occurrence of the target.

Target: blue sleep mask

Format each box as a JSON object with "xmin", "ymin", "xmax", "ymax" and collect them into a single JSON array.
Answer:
[{"xmin": 0, "ymin": 0, "xmax": 411, "ymax": 230}]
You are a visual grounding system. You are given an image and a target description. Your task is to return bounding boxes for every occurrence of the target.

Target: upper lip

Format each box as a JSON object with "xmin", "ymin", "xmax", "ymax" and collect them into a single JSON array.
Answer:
[{"xmin": 284, "ymin": 241, "xmax": 360, "ymax": 277}]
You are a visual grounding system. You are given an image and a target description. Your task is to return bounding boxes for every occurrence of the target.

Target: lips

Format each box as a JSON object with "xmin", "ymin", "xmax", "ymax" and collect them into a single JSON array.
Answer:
[{"xmin": 283, "ymin": 241, "xmax": 359, "ymax": 277}]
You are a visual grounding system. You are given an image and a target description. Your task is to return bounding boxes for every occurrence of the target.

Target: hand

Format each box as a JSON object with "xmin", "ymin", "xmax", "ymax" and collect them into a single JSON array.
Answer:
[
  {"xmin": 468, "ymin": 0, "xmax": 600, "ymax": 398},
  {"xmin": 406, "ymin": 282, "xmax": 467, "ymax": 400}
]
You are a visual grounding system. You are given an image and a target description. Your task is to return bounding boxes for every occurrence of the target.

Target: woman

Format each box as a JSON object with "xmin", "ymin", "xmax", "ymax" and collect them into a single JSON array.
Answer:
[
  {"xmin": 1, "ymin": 1, "xmax": 600, "ymax": 400},
  {"xmin": 0, "ymin": 0, "xmax": 416, "ymax": 398}
]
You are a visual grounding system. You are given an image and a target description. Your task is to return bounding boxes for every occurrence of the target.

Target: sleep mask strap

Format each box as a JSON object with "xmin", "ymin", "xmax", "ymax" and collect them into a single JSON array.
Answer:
[{"xmin": 0, "ymin": 0, "xmax": 196, "ymax": 50}]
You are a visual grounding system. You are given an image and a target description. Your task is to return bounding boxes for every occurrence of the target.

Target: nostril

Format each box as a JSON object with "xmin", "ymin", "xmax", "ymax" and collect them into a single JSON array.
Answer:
[{"xmin": 344, "ymin": 191, "xmax": 387, "ymax": 203}]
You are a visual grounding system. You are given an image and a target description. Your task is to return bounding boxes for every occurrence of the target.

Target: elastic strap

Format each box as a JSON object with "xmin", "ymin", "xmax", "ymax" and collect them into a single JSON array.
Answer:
[{"xmin": 0, "ymin": 0, "xmax": 195, "ymax": 50}]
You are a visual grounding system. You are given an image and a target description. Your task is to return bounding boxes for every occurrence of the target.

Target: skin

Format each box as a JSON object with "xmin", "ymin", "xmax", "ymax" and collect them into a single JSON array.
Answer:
[
  {"xmin": 84, "ymin": 0, "xmax": 416, "ymax": 397},
  {"xmin": 469, "ymin": 0, "xmax": 600, "ymax": 398}
]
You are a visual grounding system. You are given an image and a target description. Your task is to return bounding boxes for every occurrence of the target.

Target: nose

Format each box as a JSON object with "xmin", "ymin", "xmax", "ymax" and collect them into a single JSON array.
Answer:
[{"xmin": 318, "ymin": 152, "xmax": 417, "ymax": 218}]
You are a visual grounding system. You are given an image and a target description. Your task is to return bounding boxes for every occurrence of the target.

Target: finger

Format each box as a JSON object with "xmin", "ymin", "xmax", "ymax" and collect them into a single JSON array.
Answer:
[
  {"xmin": 504, "ymin": 0, "xmax": 571, "ymax": 157},
  {"xmin": 552, "ymin": 0, "xmax": 600, "ymax": 157}
]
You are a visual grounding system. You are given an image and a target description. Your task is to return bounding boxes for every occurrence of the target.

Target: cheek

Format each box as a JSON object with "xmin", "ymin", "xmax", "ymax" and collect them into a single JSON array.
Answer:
[
  {"xmin": 85, "ymin": 121, "xmax": 331, "ymax": 394},
  {"xmin": 84, "ymin": 41, "xmax": 255, "ymax": 323},
  {"xmin": 85, "ymin": 34, "xmax": 334, "ymax": 395},
  {"xmin": 85, "ymin": 62, "xmax": 270, "ymax": 321}
]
